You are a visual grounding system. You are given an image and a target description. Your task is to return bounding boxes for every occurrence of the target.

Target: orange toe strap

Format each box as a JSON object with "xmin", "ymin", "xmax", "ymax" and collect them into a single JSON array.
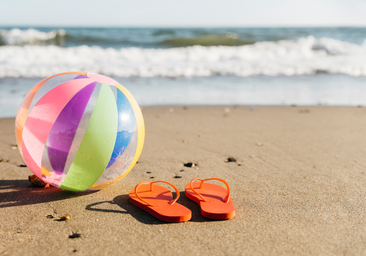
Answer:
[
  {"xmin": 134, "ymin": 180, "xmax": 180, "ymax": 207},
  {"xmin": 189, "ymin": 178, "xmax": 231, "ymax": 203}
]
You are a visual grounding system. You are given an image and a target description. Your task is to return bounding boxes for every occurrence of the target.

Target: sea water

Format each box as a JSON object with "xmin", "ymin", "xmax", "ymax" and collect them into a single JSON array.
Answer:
[{"xmin": 1, "ymin": 27, "xmax": 366, "ymax": 117}]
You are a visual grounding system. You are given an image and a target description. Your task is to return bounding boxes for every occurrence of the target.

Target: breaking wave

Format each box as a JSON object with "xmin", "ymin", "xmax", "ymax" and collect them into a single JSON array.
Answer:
[
  {"xmin": 0, "ymin": 28, "xmax": 66, "ymax": 45},
  {"xmin": 1, "ymin": 36, "xmax": 366, "ymax": 78}
]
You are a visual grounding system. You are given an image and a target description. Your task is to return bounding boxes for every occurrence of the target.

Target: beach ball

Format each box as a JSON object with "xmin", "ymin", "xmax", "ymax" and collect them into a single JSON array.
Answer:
[{"xmin": 15, "ymin": 72, "xmax": 144, "ymax": 191}]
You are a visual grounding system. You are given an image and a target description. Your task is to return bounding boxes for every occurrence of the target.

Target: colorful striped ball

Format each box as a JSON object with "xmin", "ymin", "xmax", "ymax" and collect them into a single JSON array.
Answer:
[{"xmin": 15, "ymin": 72, "xmax": 145, "ymax": 191}]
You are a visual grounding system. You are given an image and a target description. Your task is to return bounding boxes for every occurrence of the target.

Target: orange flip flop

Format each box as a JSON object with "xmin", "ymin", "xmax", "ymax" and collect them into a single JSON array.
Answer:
[
  {"xmin": 185, "ymin": 178, "xmax": 235, "ymax": 219},
  {"xmin": 129, "ymin": 181, "xmax": 191, "ymax": 223}
]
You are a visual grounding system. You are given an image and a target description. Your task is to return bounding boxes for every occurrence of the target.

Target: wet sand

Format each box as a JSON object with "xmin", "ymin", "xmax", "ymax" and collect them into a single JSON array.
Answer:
[{"xmin": 1, "ymin": 106, "xmax": 366, "ymax": 255}]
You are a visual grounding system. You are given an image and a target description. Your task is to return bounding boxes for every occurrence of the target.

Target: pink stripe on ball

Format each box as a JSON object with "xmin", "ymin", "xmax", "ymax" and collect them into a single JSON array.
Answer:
[{"xmin": 87, "ymin": 73, "xmax": 119, "ymax": 85}]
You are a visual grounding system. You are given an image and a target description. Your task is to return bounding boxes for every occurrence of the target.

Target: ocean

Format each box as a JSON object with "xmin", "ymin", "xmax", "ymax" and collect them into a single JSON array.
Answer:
[{"xmin": 1, "ymin": 27, "xmax": 366, "ymax": 117}]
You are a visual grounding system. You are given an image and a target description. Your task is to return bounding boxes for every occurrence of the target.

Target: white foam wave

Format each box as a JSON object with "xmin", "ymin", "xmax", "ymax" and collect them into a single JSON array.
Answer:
[
  {"xmin": 0, "ymin": 28, "xmax": 66, "ymax": 45},
  {"xmin": 0, "ymin": 36, "xmax": 366, "ymax": 78}
]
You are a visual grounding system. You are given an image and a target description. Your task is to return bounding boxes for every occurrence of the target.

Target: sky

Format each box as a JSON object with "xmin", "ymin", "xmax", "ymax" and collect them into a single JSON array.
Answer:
[{"xmin": 1, "ymin": 0, "xmax": 366, "ymax": 27}]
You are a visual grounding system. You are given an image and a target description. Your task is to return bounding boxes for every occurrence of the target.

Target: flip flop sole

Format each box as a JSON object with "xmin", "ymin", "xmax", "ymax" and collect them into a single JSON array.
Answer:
[
  {"xmin": 129, "ymin": 196, "xmax": 191, "ymax": 222},
  {"xmin": 185, "ymin": 182, "xmax": 235, "ymax": 220},
  {"xmin": 129, "ymin": 183, "xmax": 191, "ymax": 223}
]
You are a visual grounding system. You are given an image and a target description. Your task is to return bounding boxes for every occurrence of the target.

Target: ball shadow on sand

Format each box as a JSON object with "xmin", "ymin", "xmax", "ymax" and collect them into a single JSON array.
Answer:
[{"xmin": 0, "ymin": 179, "xmax": 97, "ymax": 208}]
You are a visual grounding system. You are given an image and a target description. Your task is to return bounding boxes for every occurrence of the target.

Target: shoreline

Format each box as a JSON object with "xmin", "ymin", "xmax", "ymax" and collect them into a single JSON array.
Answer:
[{"xmin": 3, "ymin": 74, "xmax": 366, "ymax": 118}]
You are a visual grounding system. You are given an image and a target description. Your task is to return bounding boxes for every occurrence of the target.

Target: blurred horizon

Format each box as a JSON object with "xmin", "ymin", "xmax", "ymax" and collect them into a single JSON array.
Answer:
[
  {"xmin": 2, "ymin": 25, "xmax": 366, "ymax": 28},
  {"xmin": 1, "ymin": 0, "xmax": 366, "ymax": 27}
]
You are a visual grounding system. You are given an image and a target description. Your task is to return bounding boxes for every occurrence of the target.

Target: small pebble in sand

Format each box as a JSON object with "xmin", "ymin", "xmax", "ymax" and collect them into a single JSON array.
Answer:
[
  {"xmin": 69, "ymin": 232, "xmax": 81, "ymax": 239},
  {"xmin": 184, "ymin": 162, "xmax": 196, "ymax": 168},
  {"xmin": 182, "ymin": 140, "xmax": 187, "ymax": 143},
  {"xmin": 224, "ymin": 108, "xmax": 231, "ymax": 113},
  {"xmin": 146, "ymin": 171, "xmax": 151, "ymax": 174},
  {"xmin": 174, "ymin": 175, "xmax": 182, "ymax": 179},
  {"xmin": 0, "ymin": 159, "xmax": 9, "ymax": 163},
  {"xmin": 59, "ymin": 216, "xmax": 70, "ymax": 221},
  {"xmin": 256, "ymin": 142, "xmax": 263, "ymax": 146},
  {"xmin": 250, "ymin": 155, "xmax": 256, "ymax": 158},
  {"xmin": 19, "ymin": 164, "xmax": 27, "ymax": 167},
  {"xmin": 73, "ymin": 249, "xmax": 77, "ymax": 253},
  {"xmin": 11, "ymin": 144, "xmax": 17, "ymax": 150},
  {"xmin": 180, "ymin": 169, "xmax": 184, "ymax": 172},
  {"xmin": 227, "ymin": 157, "xmax": 237, "ymax": 162},
  {"xmin": 46, "ymin": 215, "xmax": 54, "ymax": 219},
  {"xmin": 299, "ymin": 109, "xmax": 310, "ymax": 114},
  {"xmin": 198, "ymin": 134, "xmax": 202, "ymax": 137},
  {"xmin": 150, "ymin": 177, "xmax": 155, "ymax": 179},
  {"xmin": 238, "ymin": 164, "xmax": 242, "ymax": 166}
]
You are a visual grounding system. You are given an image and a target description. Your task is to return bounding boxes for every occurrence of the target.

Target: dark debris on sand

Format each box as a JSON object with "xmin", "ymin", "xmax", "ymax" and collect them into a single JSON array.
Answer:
[
  {"xmin": 69, "ymin": 232, "xmax": 82, "ymax": 239},
  {"xmin": 58, "ymin": 216, "xmax": 70, "ymax": 221},
  {"xmin": 183, "ymin": 162, "xmax": 197, "ymax": 168},
  {"xmin": 173, "ymin": 175, "xmax": 182, "ymax": 179},
  {"xmin": 227, "ymin": 157, "xmax": 237, "ymax": 163},
  {"xmin": 28, "ymin": 175, "xmax": 48, "ymax": 187}
]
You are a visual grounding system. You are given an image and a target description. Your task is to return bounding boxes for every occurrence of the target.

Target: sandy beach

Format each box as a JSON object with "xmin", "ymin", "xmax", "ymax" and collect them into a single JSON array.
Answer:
[{"xmin": 1, "ymin": 105, "xmax": 366, "ymax": 255}]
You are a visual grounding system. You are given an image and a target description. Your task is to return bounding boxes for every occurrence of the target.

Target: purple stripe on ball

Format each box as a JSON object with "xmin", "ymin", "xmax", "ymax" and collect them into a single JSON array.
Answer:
[
  {"xmin": 74, "ymin": 75, "xmax": 89, "ymax": 79},
  {"xmin": 47, "ymin": 82, "xmax": 96, "ymax": 174}
]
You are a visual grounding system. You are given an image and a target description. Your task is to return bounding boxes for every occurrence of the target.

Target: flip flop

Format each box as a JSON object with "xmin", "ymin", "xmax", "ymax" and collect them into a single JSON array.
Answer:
[
  {"xmin": 129, "ymin": 181, "xmax": 191, "ymax": 223},
  {"xmin": 185, "ymin": 178, "xmax": 235, "ymax": 219}
]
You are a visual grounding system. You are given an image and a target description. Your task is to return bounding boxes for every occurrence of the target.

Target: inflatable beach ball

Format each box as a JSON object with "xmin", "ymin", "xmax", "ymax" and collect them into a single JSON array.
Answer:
[{"xmin": 15, "ymin": 72, "xmax": 144, "ymax": 191}]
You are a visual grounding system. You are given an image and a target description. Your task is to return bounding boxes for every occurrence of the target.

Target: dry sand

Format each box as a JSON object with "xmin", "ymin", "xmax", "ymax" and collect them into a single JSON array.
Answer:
[{"xmin": 1, "ymin": 106, "xmax": 366, "ymax": 255}]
